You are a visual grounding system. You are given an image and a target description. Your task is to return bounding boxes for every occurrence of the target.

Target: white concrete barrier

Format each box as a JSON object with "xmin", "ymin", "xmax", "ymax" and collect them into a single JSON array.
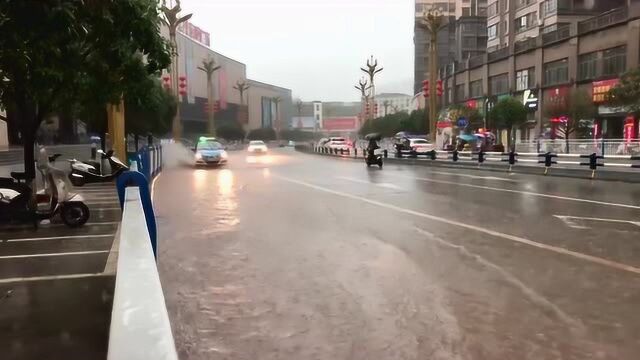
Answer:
[{"xmin": 107, "ymin": 187, "xmax": 177, "ymax": 360}]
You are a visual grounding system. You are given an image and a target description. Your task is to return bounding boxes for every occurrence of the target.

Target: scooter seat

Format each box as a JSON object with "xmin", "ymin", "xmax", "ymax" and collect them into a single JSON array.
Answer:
[{"xmin": 10, "ymin": 172, "xmax": 27, "ymax": 181}]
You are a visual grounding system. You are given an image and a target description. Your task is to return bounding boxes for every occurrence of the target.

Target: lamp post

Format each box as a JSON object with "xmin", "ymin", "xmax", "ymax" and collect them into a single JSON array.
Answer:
[
  {"xmin": 198, "ymin": 58, "xmax": 221, "ymax": 136},
  {"xmin": 233, "ymin": 80, "xmax": 250, "ymax": 105},
  {"xmin": 273, "ymin": 96, "xmax": 282, "ymax": 140},
  {"xmin": 161, "ymin": 0, "xmax": 192, "ymax": 141},
  {"xmin": 419, "ymin": 9, "xmax": 445, "ymax": 142},
  {"xmin": 360, "ymin": 56, "xmax": 383, "ymax": 121},
  {"xmin": 355, "ymin": 77, "xmax": 371, "ymax": 127}
]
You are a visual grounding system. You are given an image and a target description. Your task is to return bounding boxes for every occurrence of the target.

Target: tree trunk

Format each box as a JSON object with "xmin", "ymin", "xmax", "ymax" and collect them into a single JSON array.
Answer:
[
  {"xmin": 15, "ymin": 96, "xmax": 39, "ymax": 181},
  {"xmin": 5, "ymin": 103, "xmax": 23, "ymax": 146}
]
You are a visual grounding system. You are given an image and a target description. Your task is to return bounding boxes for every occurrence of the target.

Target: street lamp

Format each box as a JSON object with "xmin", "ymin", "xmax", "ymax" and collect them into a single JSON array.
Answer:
[
  {"xmin": 198, "ymin": 58, "xmax": 221, "ymax": 136},
  {"xmin": 273, "ymin": 96, "xmax": 282, "ymax": 140},
  {"xmin": 355, "ymin": 77, "xmax": 371, "ymax": 127},
  {"xmin": 233, "ymin": 80, "xmax": 251, "ymax": 105},
  {"xmin": 360, "ymin": 56, "xmax": 383, "ymax": 121},
  {"xmin": 418, "ymin": 8, "xmax": 445, "ymax": 142},
  {"xmin": 161, "ymin": 0, "xmax": 192, "ymax": 140}
]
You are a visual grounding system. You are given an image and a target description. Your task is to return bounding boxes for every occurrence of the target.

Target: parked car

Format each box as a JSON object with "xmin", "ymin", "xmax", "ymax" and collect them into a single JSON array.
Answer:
[
  {"xmin": 408, "ymin": 138, "xmax": 435, "ymax": 153},
  {"xmin": 327, "ymin": 137, "xmax": 349, "ymax": 150}
]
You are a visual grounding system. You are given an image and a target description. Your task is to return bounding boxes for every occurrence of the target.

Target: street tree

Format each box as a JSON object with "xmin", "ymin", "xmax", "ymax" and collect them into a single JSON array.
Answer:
[
  {"xmin": 544, "ymin": 88, "xmax": 596, "ymax": 153},
  {"xmin": 0, "ymin": 0, "xmax": 170, "ymax": 180},
  {"xmin": 487, "ymin": 97, "xmax": 528, "ymax": 150},
  {"xmin": 198, "ymin": 58, "xmax": 221, "ymax": 135},
  {"xmin": 606, "ymin": 68, "xmax": 640, "ymax": 114}
]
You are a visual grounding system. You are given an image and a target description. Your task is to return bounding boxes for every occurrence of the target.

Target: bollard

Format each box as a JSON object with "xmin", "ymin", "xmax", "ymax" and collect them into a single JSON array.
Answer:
[
  {"xmin": 452, "ymin": 150, "xmax": 459, "ymax": 162},
  {"xmin": 340, "ymin": 148, "xmax": 344, "ymax": 155},
  {"xmin": 477, "ymin": 151, "xmax": 485, "ymax": 165},
  {"xmin": 91, "ymin": 143, "xmax": 97, "ymax": 160},
  {"xmin": 508, "ymin": 151, "xmax": 517, "ymax": 172},
  {"xmin": 428, "ymin": 150, "xmax": 436, "ymax": 161},
  {"xmin": 354, "ymin": 148, "xmax": 357, "ymax": 157},
  {"xmin": 540, "ymin": 152, "xmax": 557, "ymax": 175}
]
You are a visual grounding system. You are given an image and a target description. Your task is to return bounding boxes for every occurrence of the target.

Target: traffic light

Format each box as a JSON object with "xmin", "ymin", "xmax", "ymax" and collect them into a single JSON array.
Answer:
[
  {"xmin": 374, "ymin": 102, "xmax": 379, "ymax": 116},
  {"xmin": 162, "ymin": 75, "xmax": 171, "ymax": 90},
  {"xmin": 437, "ymin": 79, "xmax": 443, "ymax": 97},
  {"xmin": 178, "ymin": 75, "xmax": 187, "ymax": 96},
  {"xmin": 422, "ymin": 80, "xmax": 429, "ymax": 98}
]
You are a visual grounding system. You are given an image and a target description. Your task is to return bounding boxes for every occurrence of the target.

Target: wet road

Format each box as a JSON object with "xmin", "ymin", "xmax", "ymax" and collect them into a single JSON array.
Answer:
[{"xmin": 156, "ymin": 148, "xmax": 640, "ymax": 360}]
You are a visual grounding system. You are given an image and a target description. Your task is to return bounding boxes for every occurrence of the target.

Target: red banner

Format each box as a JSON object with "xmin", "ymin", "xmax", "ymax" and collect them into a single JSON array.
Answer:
[{"xmin": 323, "ymin": 117, "xmax": 356, "ymax": 131}]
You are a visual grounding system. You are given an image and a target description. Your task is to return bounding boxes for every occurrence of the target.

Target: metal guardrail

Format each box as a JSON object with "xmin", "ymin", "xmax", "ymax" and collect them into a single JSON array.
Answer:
[
  {"xmin": 514, "ymin": 37, "xmax": 537, "ymax": 53},
  {"xmin": 488, "ymin": 46, "xmax": 510, "ymax": 62},
  {"xmin": 307, "ymin": 145, "xmax": 640, "ymax": 179},
  {"xmin": 108, "ymin": 186, "xmax": 177, "ymax": 360},
  {"xmin": 578, "ymin": 7, "xmax": 627, "ymax": 34},
  {"xmin": 469, "ymin": 55, "xmax": 485, "ymax": 68},
  {"xmin": 128, "ymin": 144, "xmax": 163, "ymax": 182},
  {"xmin": 541, "ymin": 24, "xmax": 571, "ymax": 45}
]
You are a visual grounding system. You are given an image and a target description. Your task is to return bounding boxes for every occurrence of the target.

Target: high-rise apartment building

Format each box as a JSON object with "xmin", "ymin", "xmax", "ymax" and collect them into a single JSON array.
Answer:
[
  {"xmin": 414, "ymin": 1, "xmax": 488, "ymax": 94},
  {"xmin": 487, "ymin": 0, "xmax": 625, "ymax": 52}
]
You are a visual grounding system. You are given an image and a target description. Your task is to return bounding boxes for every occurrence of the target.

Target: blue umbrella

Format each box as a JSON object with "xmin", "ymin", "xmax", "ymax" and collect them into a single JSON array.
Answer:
[{"xmin": 458, "ymin": 134, "xmax": 476, "ymax": 141}]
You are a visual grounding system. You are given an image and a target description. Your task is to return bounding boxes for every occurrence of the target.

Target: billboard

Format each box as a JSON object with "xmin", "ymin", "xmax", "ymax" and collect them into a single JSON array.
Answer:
[
  {"xmin": 177, "ymin": 20, "xmax": 211, "ymax": 47},
  {"xmin": 322, "ymin": 117, "xmax": 357, "ymax": 131}
]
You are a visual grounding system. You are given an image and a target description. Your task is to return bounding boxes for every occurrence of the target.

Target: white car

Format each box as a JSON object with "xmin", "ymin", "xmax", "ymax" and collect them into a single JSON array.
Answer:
[
  {"xmin": 409, "ymin": 138, "xmax": 435, "ymax": 153},
  {"xmin": 327, "ymin": 137, "xmax": 350, "ymax": 150},
  {"xmin": 248, "ymin": 140, "xmax": 268, "ymax": 154}
]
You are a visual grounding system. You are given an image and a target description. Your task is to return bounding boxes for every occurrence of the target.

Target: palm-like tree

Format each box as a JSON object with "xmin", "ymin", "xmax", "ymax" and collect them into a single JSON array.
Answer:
[{"xmin": 198, "ymin": 58, "xmax": 221, "ymax": 135}]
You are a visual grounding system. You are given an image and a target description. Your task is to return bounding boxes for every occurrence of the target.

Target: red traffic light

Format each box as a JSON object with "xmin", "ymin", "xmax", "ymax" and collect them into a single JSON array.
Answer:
[
  {"xmin": 437, "ymin": 79, "xmax": 443, "ymax": 97},
  {"xmin": 422, "ymin": 80, "xmax": 429, "ymax": 98}
]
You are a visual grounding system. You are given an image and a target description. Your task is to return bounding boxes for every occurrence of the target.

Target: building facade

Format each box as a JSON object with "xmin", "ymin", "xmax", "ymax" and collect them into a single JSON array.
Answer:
[
  {"xmin": 290, "ymin": 101, "xmax": 360, "ymax": 135},
  {"xmin": 246, "ymin": 80, "xmax": 293, "ymax": 132},
  {"xmin": 374, "ymin": 93, "xmax": 415, "ymax": 116},
  {"xmin": 441, "ymin": 3, "xmax": 640, "ymax": 140}
]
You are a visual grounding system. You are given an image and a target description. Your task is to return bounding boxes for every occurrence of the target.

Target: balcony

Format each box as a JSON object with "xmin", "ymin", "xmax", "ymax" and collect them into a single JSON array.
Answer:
[
  {"xmin": 514, "ymin": 37, "xmax": 537, "ymax": 53},
  {"xmin": 578, "ymin": 7, "xmax": 628, "ymax": 34},
  {"xmin": 541, "ymin": 24, "xmax": 571, "ymax": 45},
  {"xmin": 488, "ymin": 46, "xmax": 510, "ymax": 62},
  {"xmin": 469, "ymin": 54, "xmax": 485, "ymax": 68}
]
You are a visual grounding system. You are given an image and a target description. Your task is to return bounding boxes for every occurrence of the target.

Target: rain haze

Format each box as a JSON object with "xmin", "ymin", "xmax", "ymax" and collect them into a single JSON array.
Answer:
[{"xmin": 180, "ymin": 0, "xmax": 415, "ymax": 101}]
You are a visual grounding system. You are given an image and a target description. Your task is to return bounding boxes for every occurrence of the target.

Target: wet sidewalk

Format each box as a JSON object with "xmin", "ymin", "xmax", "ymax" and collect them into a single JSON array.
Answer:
[{"xmin": 0, "ymin": 183, "xmax": 120, "ymax": 360}]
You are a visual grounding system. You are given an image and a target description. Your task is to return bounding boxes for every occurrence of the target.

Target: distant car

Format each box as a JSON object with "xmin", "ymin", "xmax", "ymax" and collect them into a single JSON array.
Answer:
[
  {"xmin": 287, "ymin": 140, "xmax": 295, "ymax": 147},
  {"xmin": 248, "ymin": 140, "xmax": 268, "ymax": 154},
  {"xmin": 194, "ymin": 137, "xmax": 228, "ymax": 166},
  {"xmin": 408, "ymin": 138, "xmax": 435, "ymax": 153},
  {"xmin": 327, "ymin": 137, "xmax": 349, "ymax": 150}
]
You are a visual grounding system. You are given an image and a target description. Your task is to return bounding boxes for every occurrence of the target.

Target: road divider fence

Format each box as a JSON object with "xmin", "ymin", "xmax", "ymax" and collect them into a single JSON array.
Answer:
[{"xmin": 301, "ymin": 144, "xmax": 640, "ymax": 178}]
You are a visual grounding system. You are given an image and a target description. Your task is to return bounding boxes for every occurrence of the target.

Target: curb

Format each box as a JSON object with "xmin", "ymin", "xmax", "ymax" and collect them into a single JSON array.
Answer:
[{"xmin": 296, "ymin": 148, "xmax": 640, "ymax": 183}]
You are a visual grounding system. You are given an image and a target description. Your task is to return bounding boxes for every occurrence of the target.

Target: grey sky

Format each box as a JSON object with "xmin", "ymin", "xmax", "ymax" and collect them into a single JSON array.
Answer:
[{"xmin": 180, "ymin": 0, "xmax": 415, "ymax": 102}]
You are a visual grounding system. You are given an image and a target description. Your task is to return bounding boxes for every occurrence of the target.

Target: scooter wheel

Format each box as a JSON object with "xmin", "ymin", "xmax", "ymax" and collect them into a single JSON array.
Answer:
[
  {"xmin": 61, "ymin": 203, "xmax": 90, "ymax": 228},
  {"xmin": 378, "ymin": 161, "xmax": 383, "ymax": 169},
  {"xmin": 69, "ymin": 173, "xmax": 85, "ymax": 187}
]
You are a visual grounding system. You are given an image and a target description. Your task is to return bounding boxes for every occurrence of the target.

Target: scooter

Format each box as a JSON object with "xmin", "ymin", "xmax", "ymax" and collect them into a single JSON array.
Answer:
[
  {"xmin": 68, "ymin": 149, "xmax": 128, "ymax": 187},
  {"xmin": 365, "ymin": 148, "xmax": 383, "ymax": 169},
  {"xmin": 0, "ymin": 148, "xmax": 90, "ymax": 228}
]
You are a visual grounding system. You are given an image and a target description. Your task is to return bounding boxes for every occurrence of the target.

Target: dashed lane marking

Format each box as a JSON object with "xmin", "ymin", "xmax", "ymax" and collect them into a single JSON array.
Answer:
[
  {"xmin": 0, "ymin": 272, "xmax": 109, "ymax": 284},
  {"xmin": 0, "ymin": 250, "xmax": 109, "ymax": 260},
  {"xmin": 3, "ymin": 234, "xmax": 115, "ymax": 243}
]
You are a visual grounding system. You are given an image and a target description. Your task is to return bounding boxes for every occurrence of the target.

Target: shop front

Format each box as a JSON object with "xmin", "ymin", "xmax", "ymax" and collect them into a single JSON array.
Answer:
[{"xmin": 592, "ymin": 78, "xmax": 636, "ymax": 139}]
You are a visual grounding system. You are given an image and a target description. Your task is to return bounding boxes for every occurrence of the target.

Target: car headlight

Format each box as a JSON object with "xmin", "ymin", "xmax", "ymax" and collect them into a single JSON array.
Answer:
[
  {"xmin": 195, "ymin": 152, "xmax": 202, "ymax": 160},
  {"xmin": 221, "ymin": 151, "xmax": 228, "ymax": 159}
]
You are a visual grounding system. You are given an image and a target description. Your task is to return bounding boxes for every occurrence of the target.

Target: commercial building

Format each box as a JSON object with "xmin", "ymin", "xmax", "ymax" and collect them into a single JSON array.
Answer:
[
  {"xmin": 160, "ymin": 23, "xmax": 292, "ymax": 138},
  {"xmin": 440, "ymin": 3, "xmax": 640, "ymax": 141},
  {"xmin": 414, "ymin": 1, "xmax": 488, "ymax": 94},
  {"xmin": 374, "ymin": 93, "xmax": 415, "ymax": 116},
  {"xmin": 291, "ymin": 101, "xmax": 360, "ymax": 135}
]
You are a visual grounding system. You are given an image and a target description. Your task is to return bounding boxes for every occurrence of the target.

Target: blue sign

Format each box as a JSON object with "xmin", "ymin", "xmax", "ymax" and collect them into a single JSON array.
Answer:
[{"xmin": 457, "ymin": 117, "xmax": 468, "ymax": 127}]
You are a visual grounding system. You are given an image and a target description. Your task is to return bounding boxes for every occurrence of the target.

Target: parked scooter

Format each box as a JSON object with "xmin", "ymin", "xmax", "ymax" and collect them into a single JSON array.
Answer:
[
  {"xmin": 0, "ymin": 148, "xmax": 90, "ymax": 228},
  {"xmin": 364, "ymin": 133, "xmax": 383, "ymax": 169},
  {"xmin": 68, "ymin": 149, "xmax": 128, "ymax": 187}
]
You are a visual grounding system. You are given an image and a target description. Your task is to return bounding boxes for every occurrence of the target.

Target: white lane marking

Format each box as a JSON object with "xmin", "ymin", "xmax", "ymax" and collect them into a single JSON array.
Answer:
[
  {"xmin": 86, "ymin": 201, "xmax": 120, "ymax": 206},
  {"xmin": 397, "ymin": 174, "xmax": 640, "ymax": 210},
  {"xmin": 0, "ymin": 250, "xmax": 109, "ymax": 260},
  {"xmin": 48, "ymin": 222, "xmax": 119, "ymax": 228},
  {"xmin": 4, "ymin": 234, "xmax": 115, "ymax": 243},
  {"xmin": 336, "ymin": 176, "xmax": 403, "ymax": 190},
  {"xmin": 275, "ymin": 174, "xmax": 640, "ymax": 275},
  {"xmin": 554, "ymin": 215, "xmax": 640, "ymax": 228},
  {"xmin": 429, "ymin": 170, "xmax": 516, "ymax": 182},
  {"xmin": 0, "ymin": 272, "xmax": 108, "ymax": 284},
  {"xmin": 93, "ymin": 207, "xmax": 121, "ymax": 211}
]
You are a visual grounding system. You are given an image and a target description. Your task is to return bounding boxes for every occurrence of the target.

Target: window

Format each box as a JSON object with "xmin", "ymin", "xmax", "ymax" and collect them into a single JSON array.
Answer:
[
  {"xmin": 516, "ymin": 67, "xmax": 535, "ymax": 90},
  {"xmin": 470, "ymin": 80, "xmax": 483, "ymax": 98},
  {"xmin": 462, "ymin": 7, "xmax": 471, "ymax": 16},
  {"xmin": 489, "ymin": 73, "xmax": 509, "ymax": 95},
  {"xmin": 541, "ymin": 0, "xmax": 557, "ymax": 17},
  {"xmin": 517, "ymin": 0, "xmax": 535, "ymax": 8},
  {"xmin": 415, "ymin": 3, "xmax": 423, "ymax": 12},
  {"xmin": 515, "ymin": 12, "xmax": 536, "ymax": 33},
  {"xmin": 543, "ymin": 58, "xmax": 569, "ymax": 86},
  {"xmin": 602, "ymin": 46, "xmax": 626, "ymax": 77},
  {"xmin": 578, "ymin": 52, "xmax": 598, "ymax": 80},
  {"xmin": 487, "ymin": 1, "xmax": 498, "ymax": 17},
  {"xmin": 315, "ymin": 114, "xmax": 320, "ymax": 121},
  {"xmin": 488, "ymin": 24, "xmax": 497, "ymax": 39},
  {"xmin": 501, "ymin": 0, "xmax": 508, "ymax": 12},
  {"xmin": 462, "ymin": 36, "xmax": 476, "ymax": 48},
  {"xmin": 502, "ymin": 20, "xmax": 508, "ymax": 35},
  {"xmin": 455, "ymin": 84, "xmax": 465, "ymax": 100},
  {"xmin": 315, "ymin": 104, "xmax": 320, "ymax": 111}
]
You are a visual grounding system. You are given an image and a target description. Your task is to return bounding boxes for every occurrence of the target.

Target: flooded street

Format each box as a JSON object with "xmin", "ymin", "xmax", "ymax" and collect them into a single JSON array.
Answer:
[{"xmin": 156, "ymin": 148, "xmax": 640, "ymax": 360}]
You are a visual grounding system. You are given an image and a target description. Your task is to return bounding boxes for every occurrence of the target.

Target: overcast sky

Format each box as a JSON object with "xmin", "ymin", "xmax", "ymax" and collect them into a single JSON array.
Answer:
[{"xmin": 179, "ymin": 0, "xmax": 415, "ymax": 102}]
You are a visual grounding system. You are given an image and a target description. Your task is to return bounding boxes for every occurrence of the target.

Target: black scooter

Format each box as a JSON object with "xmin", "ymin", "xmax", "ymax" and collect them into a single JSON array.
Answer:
[
  {"xmin": 68, "ymin": 149, "xmax": 129, "ymax": 187},
  {"xmin": 364, "ymin": 133, "xmax": 383, "ymax": 169}
]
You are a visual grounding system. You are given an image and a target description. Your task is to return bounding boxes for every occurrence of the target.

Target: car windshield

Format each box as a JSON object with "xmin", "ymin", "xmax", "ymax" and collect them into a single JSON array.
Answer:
[
  {"xmin": 250, "ymin": 141, "xmax": 265, "ymax": 146},
  {"xmin": 197, "ymin": 140, "xmax": 223, "ymax": 151}
]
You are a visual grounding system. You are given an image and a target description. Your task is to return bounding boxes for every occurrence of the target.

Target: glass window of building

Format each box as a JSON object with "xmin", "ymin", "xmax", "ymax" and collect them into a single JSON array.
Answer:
[
  {"xmin": 470, "ymin": 80, "xmax": 483, "ymax": 98},
  {"xmin": 543, "ymin": 58, "xmax": 569, "ymax": 86},
  {"xmin": 516, "ymin": 68, "xmax": 535, "ymax": 91},
  {"xmin": 602, "ymin": 46, "xmax": 626, "ymax": 77},
  {"xmin": 487, "ymin": 1, "xmax": 498, "ymax": 17},
  {"xmin": 489, "ymin": 73, "xmax": 509, "ymax": 95},
  {"xmin": 578, "ymin": 52, "xmax": 598, "ymax": 80},
  {"xmin": 488, "ymin": 24, "xmax": 497, "ymax": 39},
  {"xmin": 455, "ymin": 84, "xmax": 465, "ymax": 101}
]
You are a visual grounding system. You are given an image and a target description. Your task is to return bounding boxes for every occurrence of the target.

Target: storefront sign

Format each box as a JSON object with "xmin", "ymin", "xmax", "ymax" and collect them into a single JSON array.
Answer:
[
  {"xmin": 522, "ymin": 90, "xmax": 538, "ymax": 112},
  {"xmin": 465, "ymin": 99, "xmax": 478, "ymax": 109},
  {"xmin": 592, "ymin": 78, "xmax": 619, "ymax": 104}
]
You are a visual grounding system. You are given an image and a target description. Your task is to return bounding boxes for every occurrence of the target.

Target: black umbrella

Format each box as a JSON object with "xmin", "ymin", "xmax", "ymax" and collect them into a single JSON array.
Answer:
[{"xmin": 364, "ymin": 133, "xmax": 382, "ymax": 141}]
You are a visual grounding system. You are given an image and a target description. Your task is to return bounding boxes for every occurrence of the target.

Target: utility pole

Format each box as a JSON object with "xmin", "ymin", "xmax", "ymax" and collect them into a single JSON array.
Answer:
[
  {"xmin": 273, "ymin": 96, "xmax": 282, "ymax": 140},
  {"xmin": 296, "ymin": 99, "xmax": 303, "ymax": 129},
  {"xmin": 360, "ymin": 56, "xmax": 383, "ymax": 121},
  {"xmin": 161, "ymin": 0, "xmax": 192, "ymax": 141},
  {"xmin": 198, "ymin": 58, "xmax": 221, "ymax": 136},
  {"xmin": 419, "ymin": 9, "xmax": 445, "ymax": 142}
]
